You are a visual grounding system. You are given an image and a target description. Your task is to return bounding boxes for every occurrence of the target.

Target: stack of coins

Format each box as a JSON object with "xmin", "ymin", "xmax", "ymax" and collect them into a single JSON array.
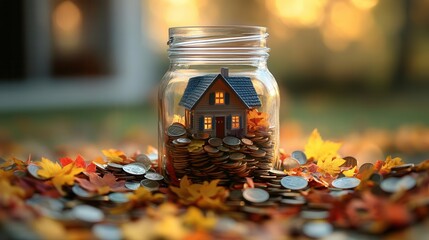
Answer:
[{"xmin": 165, "ymin": 123, "xmax": 276, "ymax": 185}]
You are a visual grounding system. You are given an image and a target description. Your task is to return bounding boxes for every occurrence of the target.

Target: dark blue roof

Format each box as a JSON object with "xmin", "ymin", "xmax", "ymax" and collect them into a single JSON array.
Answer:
[{"xmin": 179, "ymin": 74, "xmax": 261, "ymax": 109}]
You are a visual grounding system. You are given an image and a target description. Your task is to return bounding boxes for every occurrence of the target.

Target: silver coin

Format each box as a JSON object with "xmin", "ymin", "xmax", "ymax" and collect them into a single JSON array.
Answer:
[
  {"xmin": 329, "ymin": 190, "xmax": 354, "ymax": 198},
  {"xmin": 135, "ymin": 154, "xmax": 152, "ymax": 170},
  {"xmin": 92, "ymin": 224, "xmax": 122, "ymax": 240},
  {"xmin": 331, "ymin": 177, "xmax": 361, "ymax": 189},
  {"xmin": 140, "ymin": 179, "xmax": 160, "ymax": 191},
  {"xmin": 72, "ymin": 185, "xmax": 96, "ymax": 198},
  {"xmin": 108, "ymin": 192, "xmax": 130, "ymax": 203},
  {"xmin": 269, "ymin": 169, "xmax": 287, "ymax": 176},
  {"xmin": 107, "ymin": 162, "xmax": 124, "ymax": 169},
  {"xmin": 380, "ymin": 176, "xmax": 416, "ymax": 193},
  {"xmin": 242, "ymin": 188, "xmax": 269, "ymax": 203},
  {"xmin": 125, "ymin": 182, "xmax": 141, "ymax": 191},
  {"xmin": 280, "ymin": 176, "xmax": 308, "ymax": 190},
  {"xmin": 223, "ymin": 136, "xmax": 241, "ymax": 146},
  {"xmin": 280, "ymin": 197, "xmax": 306, "ymax": 205},
  {"xmin": 27, "ymin": 164, "xmax": 47, "ymax": 180},
  {"xmin": 391, "ymin": 163, "xmax": 414, "ymax": 171},
  {"xmin": 302, "ymin": 221, "xmax": 333, "ymax": 238},
  {"xmin": 300, "ymin": 209, "xmax": 330, "ymax": 220},
  {"xmin": 72, "ymin": 205, "xmax": 104, "ymax": 223},
  {"xmin": 123, "ymin": 163, "xmax": 146, "ymax": 175},
  {"xmin": 291, "ymin": 151, "xmax": 307, "ymax": 165},
  {"xmin": 144, "ymin": 172, "xmax": 164, "ymax": 181},
  {"xmin": 167, "ymin": 123, "xmax": 186, "ymax": 137}
]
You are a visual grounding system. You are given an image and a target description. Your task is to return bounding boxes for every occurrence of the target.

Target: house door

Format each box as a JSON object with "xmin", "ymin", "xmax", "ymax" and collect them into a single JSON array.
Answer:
[{"xmin": 216, "ymin": 117, "xmax": 225, "ymax": 138}]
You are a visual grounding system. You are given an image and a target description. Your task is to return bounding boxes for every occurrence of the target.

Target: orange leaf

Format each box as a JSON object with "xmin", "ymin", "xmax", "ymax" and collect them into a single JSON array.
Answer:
[
  {"xmin": 102, "ymin": 149, "xmax": 134, "ymax": 164},
  {"xmin": 75, "ymin": 173, "xmax": 128, "ymax": 195}
]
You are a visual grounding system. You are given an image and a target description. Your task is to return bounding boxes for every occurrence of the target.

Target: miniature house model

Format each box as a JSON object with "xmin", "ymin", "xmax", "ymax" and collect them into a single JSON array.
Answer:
[{"xmin": 179, "ymin": 68, "xmax": 261, "ymax": 138}]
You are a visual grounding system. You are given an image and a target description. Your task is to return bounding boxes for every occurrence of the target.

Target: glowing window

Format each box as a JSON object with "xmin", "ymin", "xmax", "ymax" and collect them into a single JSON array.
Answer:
[
  {"xmin": 215, "ymin": 92, "xmax": 224, "ymax": 104},
  {"xmin": 204, "ymin": 117, "xmax": 212, "ymax": 130},
  {"xmin": 232, "ymin": 115, "xmax": 240, "ymax": 129}
]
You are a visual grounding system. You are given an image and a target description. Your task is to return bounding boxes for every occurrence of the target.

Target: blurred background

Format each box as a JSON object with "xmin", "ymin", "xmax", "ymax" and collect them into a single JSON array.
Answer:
[{"xmin": 0, "ymin": 0, "xmax": 428, "ymax": 164}]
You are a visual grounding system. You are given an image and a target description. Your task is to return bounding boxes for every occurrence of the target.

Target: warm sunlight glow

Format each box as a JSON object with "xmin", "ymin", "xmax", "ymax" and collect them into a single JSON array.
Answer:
[
  {"xmin": 54, "ymin": 1, "xmax": 82, "ymax": 33},
  {"xmin": 270, "ymin": 0, "xmax": 327, "ymax": 28},
  {"xmin": 351, "ymin": 0, "xmax": 379, "ymax": 10}
]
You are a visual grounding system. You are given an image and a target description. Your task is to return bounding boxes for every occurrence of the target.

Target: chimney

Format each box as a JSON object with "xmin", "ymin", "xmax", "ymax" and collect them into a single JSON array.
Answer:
[{"xmin": 221, "ymin": 67, "xmax": 229, "ymax": 77}]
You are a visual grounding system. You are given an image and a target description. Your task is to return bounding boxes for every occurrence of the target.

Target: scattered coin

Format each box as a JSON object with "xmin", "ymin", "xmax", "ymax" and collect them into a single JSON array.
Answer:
[
  {"xmin": 27, "ymin": 164, "xmax": 47, "ymax": 180},
  {"xmin": 391, "ymin": 163, "xmax": 415, "ymax": 171},
  {"xmin": 243, "ymin": 188, "xmax": 270, "ymax": 203},
  {"xmin": 135, "ymin": 154, "xmax": 152, "ymax": 170},
  {"xmin": 123, "ymin": 163, "xmax": 146, "ymax": 175},
  {"xmin": 125, "ymin": 181, "xmax": 141, "ymax": 190},
  {"xmin": 380, "ymin": 176, "xmax": 416, "ymax": 193},
  {"xmin": 72, "ymin": 205, "xmax": 104, "ymax": 223},
  {"xmin": 92, "ymin": 224, "xmax": 122, "ymax": 240},
  {"xmin": 331, "ymin": 177, "xmax": 361, "ymax": 189},
  {"xmin": 140, "ymin": 179, "xmax": 160, "ymax": 191},
  {"xmin": 359, "ymin": 162, "xmax": 374, "ymax": 173},
  {"xmin": 281, "ymin": 176, "xmax": 308, "ymax": 190},
  {"xmin": 72, "ymin": 185, "xmax": 96, "ymax": 198},
  {"xmin": 291, "ymin": 151, "xmax": 307, "ymax": 165},
  {"xmin": 144, "ymin": 172, "xmax": 164, "ymax": 181},
  {"xmin": 108, "ymin": 193, "xmax": 130, "ymax": 203},
  {"xmin": 282, "ymin": 157, "xmax": 300, "ymax": 170},
  {"xmin": 342, "ymin": 156, "xmax": 358, "ymax": 168},
  {"xmin": 107, "ymin": 162, "xmax": 124, "ymax": 169},
  {"xmin": 302, "ymin": 221, "xmax": 333, "ymax": 238}
]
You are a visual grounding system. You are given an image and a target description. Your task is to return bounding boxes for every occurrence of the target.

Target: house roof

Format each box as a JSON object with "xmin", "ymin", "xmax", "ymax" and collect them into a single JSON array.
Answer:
[{"xmin": 179, "ymin": 74, "xmax": 262, "ymax": 110}]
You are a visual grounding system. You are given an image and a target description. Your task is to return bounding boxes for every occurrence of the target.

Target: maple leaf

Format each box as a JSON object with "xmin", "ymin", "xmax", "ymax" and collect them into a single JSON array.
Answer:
[
  {"xmin": 182, "ymin": 206, "xmax": 217, "ymax": 230},
  {"xmin": 52, "ymin": 162, "xmax": 84, "ymax": 195},
  {"xmin": 375, "ymin": 156, "xmax": 404, "ymax": 175},
  {"xmin": 75, "ymin": 173, "xmax": 128, "ymax": 195},
  {"xmin": 0, "ymin": 157, "xmax": 26, "ymax": 171},
  {"xmin": 128, "ymin": 187, "xmax": 165, "ymax": 204},
  {"xmin": 102, "ymin": 149, "xmax": 134, "ymax": 164},
  {"xmin": 36, "ymin": 158, "xmax": 63, "ymax": 179},
  {"xmin": 342, "ymin": 166, "xmax": 357, "ymax": 177},
  {"xmin": 304, "ymin": 129, "xmax": 342, "ymax": 162},
  {"xmin": 247, "ymin": 109, "xmax": 269, "ymax": 132},
  {"xmin": 0, "ymin": 179, "xmax": 25, "ymax": 204},
  {"xmin": 60, "ymin": 155, "xmax": 96, "ymax": 173},
  {"xmin": 317, "ymin": 156, "xmax": 345, "ymax": 176},
  {"xmin": 170, "ymin": 176, "xmax": 228, "ymax": 210}
]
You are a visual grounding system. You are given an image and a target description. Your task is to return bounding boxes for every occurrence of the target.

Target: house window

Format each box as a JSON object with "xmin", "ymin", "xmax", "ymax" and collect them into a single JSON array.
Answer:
[
  {"xmin": 232, "ymin": 115, "xmax": 240, "ymax": 129},
  {"xmin": 215, "ymin": 92, "xmax": 224, "ymax": 104},
  {"xmin": 204, "ymin": 117, "xmax": 212, "ymax": 130}
]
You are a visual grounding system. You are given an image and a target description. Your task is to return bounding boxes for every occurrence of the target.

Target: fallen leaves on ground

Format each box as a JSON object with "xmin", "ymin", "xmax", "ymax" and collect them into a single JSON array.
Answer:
[
  {"xmin": 170, "ymin": 176, "xmax": 228, "ymax": 210},
  {"xmin": 102, "ymin": 149, "xmax": 134, "ymax": 164},
  {"xmin": 75, "ymin": 172, "xmax": 128, "ymax": 195},
  {"xmin": 374, "ymin": 156, "xmax": 404, "ymax": 175},
  {"xmin": 0, "ymin": 179, "xmax": 25, "ymax": 204},
  {"xmin": 128, "ymin": 187, "xmax": 165, "ymax": 205},
  {"xmin": 60, "ymin": 155, "xmax": 96, "ymax": 173}
]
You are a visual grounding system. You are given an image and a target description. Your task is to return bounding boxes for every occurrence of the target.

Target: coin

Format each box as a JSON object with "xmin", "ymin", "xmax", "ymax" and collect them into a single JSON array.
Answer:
[
  {"xmin": 135, "ymin": 154, "xmax": 152, "ymax": 170},
  {"xmin": 27, "ymin": 164, "xmax": 47, "ymax": 180},
  {"xmin": 192, "ymin": 132, "xmax": 210, "ymax": 140},
  {"xmin": 282, "ymin": 157, "xmax": 300, "ymax": 170},
  {"xmin": 208, "ymin": 137, "xmax": 223, "ymax": 147},
  {"xmin": 342, "ymin": 156, "xmax": 358, "ymax": 168},
  {"xmin": 380, "ymin": 176, "xmax": 416, "ymax": 193},
  {"xmin": 242, "ymin": 188, "xmax": 270, "ymax": 203},
  {"xmin": 281, "ymin": 176, "xmax": 308, "ymax": 190},
  {"xmin": 72, "ymin": 185, "xmax": 96, "ymax": 198},
  {"xmin": 204, "ymin": 145, "xmax": 220, "ymax": 154},
  {"xmin": 269, "ymin": 169, "xmax": 287, "ymax": 176},
  {"xmin": 167, "ymin": 123, "xmax": 186, "ymax": 137},
  {"xmin": 291, "ymin": 151, "xmax": 307, "ymax": 165},
  {"xmin": 140, "ymin": 179, "xmax": 160, "ymax": 191},
  {"xmin": 72, "ymin": 205, "xmax": 104, "ymax": 223},
  {"xmin": 107, "ymin": 162, "xmax": 124, "ymax": 169},
  {"xmin": 109, "ymin": 193, "xmax": 130, "ymax": 203},
  {"xmin": 391, "ymin": 163, "xmax": 414, "ymax": 171},
  {"xmin": 230, "ymin": 153, "xmax": 246, "ymax": 161},
  {"xmin": 331, "ymin": 177, "xmax": 361, "ymax": 189},
  {"xmin": 302, "ymin": 221, "xmax": 333, "ymax": 238},
  {"xmin": 144, "ymin": 172, "xmax": 164, "ymax": 181},
  {"xmin": 241, "ymin": 138, "xmax": 253, "ymax": 146},
  {"xmin": 125, "ymin": 181, "xmax": 141, "ymax": 190},
  {"xmin": 123, "ymin": 163, "xmax": 146, "ymax": 175},
  {"xmin": 176, "ymin": 137, "xmax": 192, "ymax": 145},
  {"xmin": 92, "ymin": 224, "xmax": 122, "ymax": 240},
  {"xmin": 223, "ymin": 136, "xmax": 241, "ymax": 146},
  {"xmin": 359, "ymin": 162, "xmax": 374, "ymax": 173},
  {"xmin": 300, "ymin": 209, "xmax": 330, "ymax": 220}
]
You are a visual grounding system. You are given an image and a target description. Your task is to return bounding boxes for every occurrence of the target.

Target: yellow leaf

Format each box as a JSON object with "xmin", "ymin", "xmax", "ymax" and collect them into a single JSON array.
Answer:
[
  {"xmin": 182, "ymin": 206, "xmax": 217, "ymax": 230},
  {"xmin": 304, "ymin": 129, "xmax": 342, "ymax": 162},
  {"xmin": 343, "ymin": 166, "xmax": 357, "ymax": 177},
  {"xmin": 32, "ymin": 217, "xmax": 67, "ymax": 240},
  {"xmin": 102, "ymin": 149, "xmax": 127, "ymax": 163},
  {"xmin": 51, "ymin": 162, "xmax": 84, "ymax": 195},
  {"xmin": 36, "ymin": 158, "xmax": 62, "ymax": 179},
  {"xmin": 317, "ymin": 157, "xmax": 346, "ymax": 176},
  {"xmin": 380, "ymin": 156, "xmax": 404, "ymax": 173},
  {"xmin": 0, "ymin": 179, "xmax": 25, "ymax": 203},
  {"xmin": 128, "ymin": 187, "xmax": 165, "ymax": 204}
]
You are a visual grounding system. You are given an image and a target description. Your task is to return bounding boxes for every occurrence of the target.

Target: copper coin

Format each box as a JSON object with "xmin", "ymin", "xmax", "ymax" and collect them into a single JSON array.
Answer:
[
  {"xmin": 359, "ymin": 162, "xmax": 374, "ymax": 173},
  {"xmin": 192, "ymin": 132, "xmax": 210, "ymax": 140},
  {"xmin": 208, "ymin": 137, "xmax": 223, "ymax": 147},
  {"xmin": 241, "ymin": 138, "xmax": 253, "ymax": 146},
  {"xmin": 229, "ymin": 153, "xmax": 246, "ymax": 161},
  {"xmin": 342, "ymin": 156, "xmax": 358, "ymax": 168},
  {"xmin": 204, "ymin": 145, "xmax": 220, "ymax": 154}
]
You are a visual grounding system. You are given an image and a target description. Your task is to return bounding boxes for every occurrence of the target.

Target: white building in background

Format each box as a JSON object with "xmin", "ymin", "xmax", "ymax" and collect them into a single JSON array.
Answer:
[{"xmin": 0, "ymin": 0, "xmax": 156, "ymax": 110}]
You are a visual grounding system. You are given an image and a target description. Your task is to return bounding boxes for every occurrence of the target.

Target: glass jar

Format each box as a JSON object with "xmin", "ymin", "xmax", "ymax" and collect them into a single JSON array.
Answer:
[{"xmin": 158, "ymin": 26, "xmax": 280, "ymax": 185}]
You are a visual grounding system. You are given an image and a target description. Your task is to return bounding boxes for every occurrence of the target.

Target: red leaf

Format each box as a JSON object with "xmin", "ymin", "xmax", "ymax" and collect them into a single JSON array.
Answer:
[
  {"xmin": 75, "ymin": 155, "xmax": 86, "ymax": 168},
  {"xmin": 86, "ymin": 162, "xmax": 96, "ymax": 173},
  {"xmin": 75, "ymin": 173, "xmax": 128, "ymax": 195},
  {"xmin": 60, "ymin": 157, "xmax": 73, "ymax": 167}
]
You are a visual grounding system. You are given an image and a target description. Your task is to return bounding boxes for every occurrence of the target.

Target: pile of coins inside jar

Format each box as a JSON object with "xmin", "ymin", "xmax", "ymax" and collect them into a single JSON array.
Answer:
[{"xmin": 165, "ymin": 123, "xmax": 275, "ymax": 184}]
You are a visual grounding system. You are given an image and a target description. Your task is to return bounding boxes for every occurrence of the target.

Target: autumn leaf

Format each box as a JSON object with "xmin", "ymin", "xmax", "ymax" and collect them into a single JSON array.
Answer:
[
  {"xmin": 0, "ymin": 179, "xmax": 25, "ymax": 204},
  {"xmin": 0, "ymin": 157, "xmax": 26, "ymax": 171},
  {"xmin": 317, "ymin": 156, "xmax": 346, "ymax": 176},
  {"xmin": 128, "ymin": 187, "xmax": 165, "ymax": 204},
  {"xmin": 60, "ymin": 155, "xmax": 96, "ymax": 173},
  {"xmin": 170, "ymin": 176, "xmax": 228, "ymax": 210},
  {"xmin": 51, "ymin": 162, "xmax": 84, "ymax": 195},
  {"xmin": 75, "ymin": 173, "xmax": 128, "ymax": 195},
  {"xmin": 36, "ymin": 158, "xmax": 63, "ymax": 179},
  {"xmin": 247, "ymin": 109, "xmax": 270, "ymax": 132},
  {"xmin": 182, "ymin": 206, "xmax": 217, "ymax": 231},
  {"xmin": 102, "ymin": 149, "xmax": 134, "ymax": 164},
  {"xmin": 374, "ymin": 156, "xmax": 404, "ymax": 175},
  {"xmin": 342, "ymin": 166, "xmax": 357, "ymax": 177}
]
